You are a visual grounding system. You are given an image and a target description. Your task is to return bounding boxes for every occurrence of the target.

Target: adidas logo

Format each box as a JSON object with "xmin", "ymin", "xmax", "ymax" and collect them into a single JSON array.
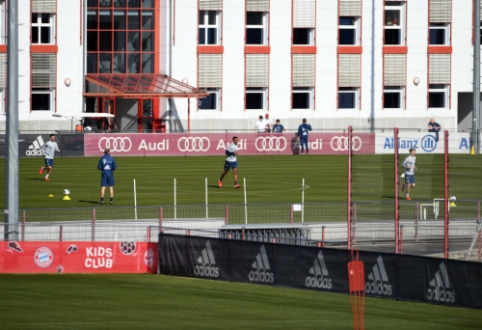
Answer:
[
  {"xmin": 427, "ymin": 262, "xmax": 455, "ymax": 303},
  {"xmin": 194, "ymin": 241, "xmax": 219, "ymax": 278},
  {"xmin": 248, "ymin": 245, "xmax": 274, "ymax": 283},
  {"xmin": 26, "ymin": 135, "xmax": 45, "ymax": 156},
  {"xmin": 305, "ymin": 251, "xmax": 332, "ymax": 289},
  {"xmin": 365, "ymin": 256, "xmax": 393, "ymax": 296}
]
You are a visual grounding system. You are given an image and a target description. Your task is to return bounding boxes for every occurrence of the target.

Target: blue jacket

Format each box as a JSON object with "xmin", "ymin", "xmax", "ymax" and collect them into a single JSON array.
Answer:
[
  {"xmin": 298, "ymin": 123, "xmax": 312, "ymax": 139},
  {"xmin": 98, "ymin": 154, "xmax": 117, "ymax": 176}
]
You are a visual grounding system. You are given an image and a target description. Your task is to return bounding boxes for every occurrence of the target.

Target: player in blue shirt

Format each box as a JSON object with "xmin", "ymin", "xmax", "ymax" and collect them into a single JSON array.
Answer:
[
  {"xmin": 218, "ymin": 136, "xmax": 241, "ymax": 189},
  {"xmin": 297, "ymin": 118, "xmax": 312, "ymax": 154},
  {"xmin": 428, "ymin": 118, "xmax": 441, "ymax": 142},
  {"xmin": 272, "ymin": 119, "xmax": 285, "ymax": 133},
  {"xmin": 98, "ymin": 148, "xmax": 117, "ymax": 204}
]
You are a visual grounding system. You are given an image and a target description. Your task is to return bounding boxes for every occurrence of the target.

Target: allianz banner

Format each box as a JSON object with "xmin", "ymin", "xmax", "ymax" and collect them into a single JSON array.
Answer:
[
  {"xmin": 84, "ymin": 133, "xmax": 375, "ymax": 156},
  {"xmin": 158, "ymin": 234, "xmax": 482, "ymax": 309},
  {"xmin": 0, "ymin": 133, "xmax": 84, "ymax": 158}
]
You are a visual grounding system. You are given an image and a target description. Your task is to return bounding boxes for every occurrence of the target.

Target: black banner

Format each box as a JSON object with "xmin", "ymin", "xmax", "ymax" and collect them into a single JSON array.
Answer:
[
  {"xmin": 0, "ymin": 133, "xmax": 84, "ymax": 158},
  {"xmin": 158, "ymin": 234, "xmax": 482, "ymax": 309}
]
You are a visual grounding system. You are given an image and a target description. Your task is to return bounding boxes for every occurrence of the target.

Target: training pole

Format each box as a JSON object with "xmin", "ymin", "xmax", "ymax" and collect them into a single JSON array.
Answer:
[
  {"xmin": 244, "ymin": 178, "xmax": 247, "ymax": 224},
  {"xmin": 205, "ymin": 177, "xmax": 208, "ymax": 218},
  {"xmin": 302, "ymin": 178, "xmax": 305, "ymax": 223},
  {"xmin": 174, "ymin": 178, "xmax": 177, "ymax": 219},
  {"xmin": 394, "ymin": 128, "xmax": 399, "ymax": 254},
  {"xmin": 134, "ymin": 179, "xmax": 138, "ymax": 220}
]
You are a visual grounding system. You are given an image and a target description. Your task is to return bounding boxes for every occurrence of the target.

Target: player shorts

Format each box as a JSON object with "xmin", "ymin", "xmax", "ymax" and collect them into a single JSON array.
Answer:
[
  {"xmin": 101, "ymin": 175, "xmax": 115, "ymax": 187},
  {"xmin": 223, "ymin": 161, "xmax": 238, "ymax": 171},
  {"xmin": 405, "ymin": 174, "xmax": 416, "ymax": 185},
  {"xmin": 44, "ymin": 159, "xmax": 54, "ymax": 167}
]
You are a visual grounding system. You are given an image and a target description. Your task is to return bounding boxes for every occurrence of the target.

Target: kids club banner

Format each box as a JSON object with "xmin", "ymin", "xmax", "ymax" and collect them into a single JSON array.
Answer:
[
  {"xmin": 84, "ymin": 133, "xmax": 375, "ymax": 156},
  {"xmin": 0, "ymin": 241, "xmax": 158, "ymax": 274}
]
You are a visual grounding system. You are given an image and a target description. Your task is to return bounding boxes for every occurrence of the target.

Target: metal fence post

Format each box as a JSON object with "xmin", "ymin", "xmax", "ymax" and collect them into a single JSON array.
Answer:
[
  {"xmin": 21, "ymin": 210, "xmax": 25, "ymax": 241},
  {"xmin": 59, "ymin": 225, "xmax": 63, "ymax": 242},
  {"xmin": 289, "ymin": 204, "xmax": 293, "ymax": 224},
  {"xmin": 415, "ymin": 202, "xmax": 419, "ymax": 243},
  {"xmin": 225, "ymin": 205, "xmax": 229, "ymax": 225},
  {"xmin": 322, "ymin": 226, "xmax": 326, "ymax": 247},
  {"xmin": 91, "ymin": 208, "xmax": 96, "ymax": 242},
  {"xmin": 394, "ymin": 127, "xmax": 400, "ymax": 254},
  {"xmin": 159, "ymin": 207, "xmax": 163, "ymax": 233}
]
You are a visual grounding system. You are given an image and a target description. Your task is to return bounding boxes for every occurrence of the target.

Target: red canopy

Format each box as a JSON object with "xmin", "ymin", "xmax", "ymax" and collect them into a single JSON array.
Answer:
[{"xmin": 84, "ymin": 74, "xmax": 208, "ymax": 99}]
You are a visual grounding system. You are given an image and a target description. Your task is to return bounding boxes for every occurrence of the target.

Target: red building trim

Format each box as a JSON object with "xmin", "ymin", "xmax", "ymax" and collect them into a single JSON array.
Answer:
[
  {"xmin": 0, "ymin": 45, "xmax": 6, "ymax": 53},
  {"xmin": 337, "ymin": 46, "xmax": 363, "ymax": 54},
  {"xmin": 291, "ymin": 46, "xmax": 317, "ymax": 54},
  {"xmin": 427, "ymin": 46, "xmax": 452, "ymax": 54},
  {"xmin": 382, "ymin": 46, "xmax": 408, "ymax": 54},
  {"xmin": 197, "ymin": 46, "xmax": 224, "ymax": 54},
  {"xmin": 245, "ymin": 46, "xmax": 271, "ymax": 54},
  {"xmin": 30, "ymin": 45, "xmax": 58, "ymax": 53}
]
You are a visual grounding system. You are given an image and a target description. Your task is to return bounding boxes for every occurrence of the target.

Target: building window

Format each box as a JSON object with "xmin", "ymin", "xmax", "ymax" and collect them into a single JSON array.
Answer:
[
  {"xmin": 292, "ymin": 88, "xmax": 313, "ymax": 110},
  {"xmin": 384, "ymin": 3, "xmax": 405, "ymax": 45},
  {"xmin": 246, "ymin": 12, "xmax": 267, "ymax": 45},
  {"xmin": 293, "ymin": 28, "xmax": 314, "ymax": 45},
  {"xmin": 87, "ymin": 1, "xmax": 155, "ymax": 74},
  {"xmin": 199, "ymin": 88, "xmax": 220, "ymax": 110},
  {"xmin": 339, "ymin": 17, "xmax": 359, "ymax": 45},
  {"xmin": 32, "ymin": 13, "xmax": 55, "ymax": 44},
  {"xmin": 0, "ymin": 1, "xmax": 6, "ymax": 44},
  {"xmin": 32, "ymin": 88, "xmax": 54, "ymax": 111},
  {"xmin": 384, "ymin": 86, "xmax": 404, "ymax": 109},
  {"xmin": 246, "ymin": 88, "xmax": 267, "ymax": 110},
  {"xmin": 430, "ymin": 23, "xmax": 449, "ymax": 45},
  {"xmin": 338, "ymin": 88, "xmax": 359, "ymax": 109},
  {"xmin": 429, "ymin": 84, "xmax": 448, "ymax": 108},
  {"xmin": 199, "ymin": 11, "xmax": 221, "ymax": 45}
]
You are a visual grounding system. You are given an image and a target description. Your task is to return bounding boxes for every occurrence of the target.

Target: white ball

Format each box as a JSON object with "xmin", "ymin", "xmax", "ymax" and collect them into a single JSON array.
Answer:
[{"xmin": 63, "ymin": 189, "xmax": 70, "ymax": 195}]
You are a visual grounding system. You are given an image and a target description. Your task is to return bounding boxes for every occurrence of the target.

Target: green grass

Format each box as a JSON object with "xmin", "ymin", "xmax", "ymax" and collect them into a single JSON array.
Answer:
[{"xmin": 0, "ymin": 274, "xmax": 479, "ymax": 330}]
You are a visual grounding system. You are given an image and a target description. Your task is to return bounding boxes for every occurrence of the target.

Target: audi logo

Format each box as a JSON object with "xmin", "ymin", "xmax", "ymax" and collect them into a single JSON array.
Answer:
[
  {"xmin": 255, "ymin": 136, "xmax": 287, "ymax": 152},
  {"xmin": 98, "ymin": 137, "xmax": 132, "ymax": 152},
  {"xmin": 330, "ymin": 136, "xmax": 362, "ymax": 151},
  {"xmin": 177, "ymin": 137, "xmax": 210, "ymax": 152}
]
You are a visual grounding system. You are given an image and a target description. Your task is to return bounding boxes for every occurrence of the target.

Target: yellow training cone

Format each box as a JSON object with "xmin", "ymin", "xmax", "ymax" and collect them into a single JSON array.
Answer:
[
  {"xmin": 450, "ymin": 201, "xmax": 456, "ymax": 207},
  {"xmin": 62, "ymin": 195, "xmax": 71, "ymax": 201},
  {"xmin": 49, "ymin": 194, "xmax": 54, "ymax": 197},
  {"xmin": 471, "ymin": 146, "xmax": 475, "ymax": 155}
]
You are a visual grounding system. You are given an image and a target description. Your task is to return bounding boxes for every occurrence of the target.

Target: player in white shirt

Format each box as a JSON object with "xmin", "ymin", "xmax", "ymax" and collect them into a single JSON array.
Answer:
[
  {"xmin": 39, "ymin": 134, "xmax": 60, "ymax": 181},
  {"xmin": 218, "ymin": 136, "xmax": 241, "ymax": 189},
  {"xmin": 401, "ymin": 148, "xmax": 417, "ymax": 200},
  {"xmin": 263, "ymin": 113, "xmax": 273, "ymax": 132}
]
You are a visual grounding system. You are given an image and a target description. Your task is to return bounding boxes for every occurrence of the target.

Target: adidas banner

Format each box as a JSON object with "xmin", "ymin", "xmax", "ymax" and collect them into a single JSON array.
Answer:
[
  {"xmin": 0, "ymin": 133, "xmax": 84, "ymax": 158},
  {"xmin": 158, "ymin": 234, "xmax": 482, "ymax": 309}
]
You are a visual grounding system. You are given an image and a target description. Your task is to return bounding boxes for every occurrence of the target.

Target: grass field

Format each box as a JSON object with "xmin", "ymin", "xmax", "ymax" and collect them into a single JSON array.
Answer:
[
  {"xmin": 0, "ymin": 274, "xmax": 480, "ymax": 330},
  {"xmin": 1, "ymin": 154, "xmax": 481, "ymax": 210}
]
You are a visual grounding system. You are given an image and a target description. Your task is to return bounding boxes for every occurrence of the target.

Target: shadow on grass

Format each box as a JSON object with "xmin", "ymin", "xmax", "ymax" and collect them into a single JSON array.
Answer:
[
  {"xmin": 27, "ymin": 178, "xmax": 47, "ymax": 181},
  {"xmin": 78, "ymin": 200, "xmax": 101, "ymax": 204}
]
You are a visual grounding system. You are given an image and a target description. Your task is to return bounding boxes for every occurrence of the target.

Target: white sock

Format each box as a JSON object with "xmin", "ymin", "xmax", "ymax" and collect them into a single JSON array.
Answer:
[{"xmin": 45, "ymin": 174, "xmax": 49, "ymax": 178}]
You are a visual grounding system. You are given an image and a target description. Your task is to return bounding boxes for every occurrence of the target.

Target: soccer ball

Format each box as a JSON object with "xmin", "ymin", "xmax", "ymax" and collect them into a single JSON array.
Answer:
[{"xmin": 63, "ymin": 189, "xmax": 70, "ymax": 195}]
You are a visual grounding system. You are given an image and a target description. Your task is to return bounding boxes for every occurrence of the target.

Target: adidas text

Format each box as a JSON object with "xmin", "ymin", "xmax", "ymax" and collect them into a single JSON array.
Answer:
[
  {"xmin": 427, "ymin": 287, "xmax": 455, "ymax": 303},
  {"xmin": 305, "ymin": 277, "xmax": 332, "ymax": 289},
  {"xmin": 26, "ymin": 149, "xmax": 44, "ymax": 156},
  {"xmin": 248, "ymin": 269, "xmax": 274, "ymax": 283},
  {"xmin": 365, "ymin": 281, "xmax": 393, "ymax": 296},
  {"xmin": 194, "ymin": 265, "xmax": 219, "ymax": 278}
]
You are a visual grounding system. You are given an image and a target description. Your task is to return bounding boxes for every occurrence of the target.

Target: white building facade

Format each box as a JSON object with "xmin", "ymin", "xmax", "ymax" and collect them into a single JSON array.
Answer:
[{"xmin": 0, "ymin": 0, "xmax": 480, "ymax": 132}]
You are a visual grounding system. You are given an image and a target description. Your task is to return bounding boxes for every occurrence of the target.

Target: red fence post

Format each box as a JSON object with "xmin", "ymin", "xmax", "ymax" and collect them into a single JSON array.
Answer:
[
  {"xmin": 347, "ymin": 126, "xmax": 353, "ymax": 250},
  {"xmin": 444, "ymin": 130, "xmax": 449, "ymax": 259},
  {"xmin": 399, "ymin": 225, "xmax": 404, "ymax": 254},
  {"xmin": 225, "ymin": 205, "xmax": 229, "ymax": 225},
  {"xmin": 91, "ymin": 208, "xmax": 96, "ymax": 242},
  {"xmin": 394, "ymin": 127, "xmax": 399, "ymax": 254},
  {"xmin": 478, "ymin": 231, "xmax": 481, "ymax": 262},
  {"xmin": 477, "ymin": 200, "xmax": 481, "ymax": 225},
  {"xmin": 147, "ymin": 226, "xmax": 151, "ymax": 243}
]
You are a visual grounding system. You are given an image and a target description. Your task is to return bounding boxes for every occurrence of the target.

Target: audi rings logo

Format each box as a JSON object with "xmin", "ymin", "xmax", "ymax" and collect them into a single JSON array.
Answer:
[
  {"xmin": 177, "ymin": 137, "xmax": 210, "ymax": 152},
  {"xmin": 330, "ymin": 136, "xmax": 362, "ymax": 151},
  {"xmin": 255, "ymin": 137, "xmax": 287, "ymax": 152},
  {"xmin": 98, "ymin": 137, "xmax": 133, "ymax": 152}
]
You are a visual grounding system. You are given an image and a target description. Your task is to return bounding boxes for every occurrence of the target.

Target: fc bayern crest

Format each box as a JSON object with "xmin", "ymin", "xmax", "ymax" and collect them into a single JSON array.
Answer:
[{"xmin": 34, "ymin": 247, "xmax": 54, "ymax": 268}]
